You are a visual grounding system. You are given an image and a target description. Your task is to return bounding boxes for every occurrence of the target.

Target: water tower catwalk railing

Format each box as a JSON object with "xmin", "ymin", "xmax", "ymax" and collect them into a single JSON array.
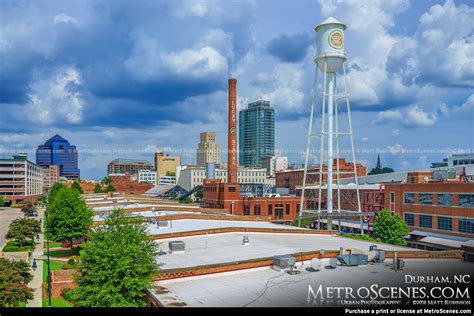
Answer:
[{"xmin": 297, "ymin": 17, "xmax": 365, "ymax": 234}]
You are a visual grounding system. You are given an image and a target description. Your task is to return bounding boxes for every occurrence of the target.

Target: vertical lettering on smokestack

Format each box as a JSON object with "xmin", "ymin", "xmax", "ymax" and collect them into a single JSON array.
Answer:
[{"xmin": 227, "ymin": 78, "xmax": 238, "ymax": 184}]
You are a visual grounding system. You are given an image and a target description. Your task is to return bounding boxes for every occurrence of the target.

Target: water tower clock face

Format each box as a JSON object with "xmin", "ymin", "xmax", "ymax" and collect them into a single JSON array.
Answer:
[{"xmin": 328, "ymin": 30, "xmax": 343, "ymax": 49}]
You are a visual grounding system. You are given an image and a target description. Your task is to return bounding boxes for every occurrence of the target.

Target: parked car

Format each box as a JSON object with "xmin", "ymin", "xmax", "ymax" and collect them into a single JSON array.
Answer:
[{"xmin": 26, "ymin": 210, "xmax": 38, "ymax": 217}]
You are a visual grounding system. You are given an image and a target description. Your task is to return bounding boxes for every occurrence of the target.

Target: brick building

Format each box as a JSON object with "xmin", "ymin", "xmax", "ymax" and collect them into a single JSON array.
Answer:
[
  {"xmin": 384, "ymin": 172, "xmax": 474, "ymax": 239},
  {"xmin": 276, "ymin": 158, "xmax": 367, "ymax": 193},
  {"xmin": 110, "ymin": 174, "xmax": 154, "ymax": 195}
]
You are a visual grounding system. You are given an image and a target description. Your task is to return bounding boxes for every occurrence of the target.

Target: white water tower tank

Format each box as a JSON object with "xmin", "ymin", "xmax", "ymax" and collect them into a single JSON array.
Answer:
[{"xmin": 314, "ymin": 17, "xmax": 346, "ymax": 73}]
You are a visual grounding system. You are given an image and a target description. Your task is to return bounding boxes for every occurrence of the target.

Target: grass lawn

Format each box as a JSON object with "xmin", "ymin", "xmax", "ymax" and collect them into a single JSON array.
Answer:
[
  {"xmin": 44, "ymin": 249, "xmax": 73, "ymax": 258},
  {"xmin": 2, "ymin": 240, "xmax": 35, "ymax": 252},
  {"xmin": 18, "ymin": 302, "xmax": 26, "ymax": 307},
  {"xmin": 42, "ymin": 299, "xmax": 73, "ymax": 307},
  {"xmin": 42, "ymin": 260, "xmax": 64, "ymax": 282},
  {"xmin": 43, "ymin": 241, "xmax": 63, "ymax": 248}
]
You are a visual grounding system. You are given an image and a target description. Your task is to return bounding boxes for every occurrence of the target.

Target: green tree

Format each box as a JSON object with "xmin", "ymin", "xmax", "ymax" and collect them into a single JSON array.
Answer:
[
  {"xmin": 71, "ymin": 182, "xmax": 84, "ymax": 194},
  {"xmin": 373, "ymin": 209, "xmax": 409, "ymax": 246},
  {"xmin": 71, "ymin": 209, "xmax": 159, "ymax": 307},
  {"xmin": 104, "ymin": 183, "xmax": 116, "ymax": 192},
  {"xmin": 0, "ymin": 195, "xmax": 5, "ymax": 207},
  {"xmin": 46, "ymin": 187, "xmax": 93, "ymax": 254},
  {"xmin": 0, "ymin": 258, "xmax": 34, "ymax": 307},
  {"xmin": 38, "ymin": 195, "xmax": 48, "ymax": 208},
  {"xmin": 48, "ymin": 182, "xmax": 67, "ymax": 205},
  {"xmin": 368, "ymin": 167, "xmax": 394, "ymax": 175},
  {"xmin": 6, "ymin": 218, "xmax": 41, "ymax": 247},
  {"xmin": 102, "ymin": 176, "xmax": 112, "ymax": 185},
  {"xmin": 93, "ymin": 183, "xmax": 103, "ymax": 193}
]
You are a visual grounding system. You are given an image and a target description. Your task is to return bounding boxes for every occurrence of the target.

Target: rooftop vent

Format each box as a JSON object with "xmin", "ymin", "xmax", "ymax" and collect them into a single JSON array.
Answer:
[
  {"xmin": 272, "ymin": 255, "xmax": 295, "ymax": 271},
  {"xmin": 169, "ymin": 241, "xmax": 185, "ymax": 253}
]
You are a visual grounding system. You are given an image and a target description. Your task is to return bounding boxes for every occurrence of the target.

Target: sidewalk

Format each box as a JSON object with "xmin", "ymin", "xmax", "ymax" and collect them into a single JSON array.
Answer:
[{"xmin": 26, "ymin": 207, "xmax": 45, "ymax": 308}]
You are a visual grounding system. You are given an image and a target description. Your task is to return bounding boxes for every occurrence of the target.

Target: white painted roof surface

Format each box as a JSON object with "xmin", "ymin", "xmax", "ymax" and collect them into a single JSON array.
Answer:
[
  {"xmin": 152, "ymin": 259, "xmax": 473, "ymax": 307},
  {"xmin": 156, "ymin": 232, "xmax": 415, "ymax": 270}
]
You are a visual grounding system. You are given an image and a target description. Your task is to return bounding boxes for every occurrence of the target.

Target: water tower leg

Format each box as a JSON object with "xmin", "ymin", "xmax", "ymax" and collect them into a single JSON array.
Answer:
[{"xmin": 327, "ymin": 73, "xmax": 334, "ymax": 231}]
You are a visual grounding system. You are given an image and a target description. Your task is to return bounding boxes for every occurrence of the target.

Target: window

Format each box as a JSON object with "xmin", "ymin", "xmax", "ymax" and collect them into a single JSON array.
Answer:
[
  {"xmin": 437, "ymin": 194, "xmax": 452, "ymax": 206},
  {"xmin": 437, "ymin": 217, "xmax": 452, "ymax": 231},
  {"xmin": 409, "ymin": 176, "xmax": 415, "ymax": 184},
  {"xmin": 419, "ymin": 193, "xmax": 432, "ymax": 205},
  {"xmin": 268, "ymin": 204, "xmax": 273, "ymax": 215},
  {"xmin": 458, "ymin": 218, "xmax": 474, "ymax": 234},
  {"xmin": 404, "ymin": 193, "xmax": 415, "ymax": 204},
  {"xmin": 390, "ymin": 192, "xmax": 395, "ymax": 204},
  {"xmin": 285, "ymin": 204, "xmax": 290, "ymax": 215},
  {"xmin": 404, "ymin": 213, "xmax": 414, "ymax": 226},
  {"xmin": 419, "ymin": 215, "xmax": 432, "ymax": 228},
  {"xmin": 228, "ymin": 186, "xmax": 236, "ymax": 192},
  {"xmin": 254, "ymin": 205, "xmax": 261, "ymax": 216},
  {"xmin": 458, "ymin": 194, "xmax": 474, "ymax": 208},
  {"xmin": 243, "ymin": 205, "xmax": 250, "ymax": 216}
]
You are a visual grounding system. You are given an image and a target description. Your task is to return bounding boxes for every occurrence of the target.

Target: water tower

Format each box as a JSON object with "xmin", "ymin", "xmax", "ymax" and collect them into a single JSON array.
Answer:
[{"xmin": 298, "ymin": 17, "xmax": 364, "ymax": 233}]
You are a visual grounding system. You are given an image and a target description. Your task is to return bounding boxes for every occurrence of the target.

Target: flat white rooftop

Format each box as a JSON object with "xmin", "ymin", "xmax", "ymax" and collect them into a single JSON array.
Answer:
[
  {"xmin": 92, "ymin": 203, "xmax": 200, "ymax": 212},
  {"xmin": 146, "ymin": 219, "xmax": 305, "ymax": 236},
  {"xmin": 152, "ymin": 259, "xmax": 472, "ymax": 307},
  {"xmin": 156, "ymin": 232, "xmax": 414, "ymax": 270}
]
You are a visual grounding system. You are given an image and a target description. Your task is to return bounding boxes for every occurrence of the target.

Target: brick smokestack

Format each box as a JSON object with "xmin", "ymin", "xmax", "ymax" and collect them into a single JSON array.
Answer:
[{"xmin": 227, "ymin": 78, "xmax": 238, "ymax": 184}]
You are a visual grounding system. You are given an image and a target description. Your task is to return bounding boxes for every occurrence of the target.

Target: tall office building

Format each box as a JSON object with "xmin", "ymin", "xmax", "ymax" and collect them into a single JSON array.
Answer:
[
  {"xmin": 36, "ymin": 134, "xmax": 80, "ymax": 179},
  {"xmin": 239, "ymin": 100, "xmax": 275, "ymax": 167},
  {"xmin": 196, "ymin": 132, "xmax": 220, "ymax": 167}
]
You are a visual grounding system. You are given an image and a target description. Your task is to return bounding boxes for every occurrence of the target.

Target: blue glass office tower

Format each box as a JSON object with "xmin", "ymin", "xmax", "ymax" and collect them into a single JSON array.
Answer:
[
  {"xmin": 36, "ymin": 134, "xmax": 80, "ymax": 179},
  {"xmin": 239, "ymin": 100, "xmax": 275, "ymax": 167}
]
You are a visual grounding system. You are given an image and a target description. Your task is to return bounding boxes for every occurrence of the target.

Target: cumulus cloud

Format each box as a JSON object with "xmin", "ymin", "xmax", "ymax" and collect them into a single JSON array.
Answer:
[
  {"xmin": 124, "ymin": 35, "xmax": 228, "ymax": 80},
  {"xmin": 373, "ymin": 110, "xmax": 402, "ymax": 124},
  {"xmin": 404, "ymin": 105, "xmax": 437, "ymax": 127},
  {"xmin": 53, "ymin": 13, "xmax": 78, "ymax": 25},
  {"xmin": 387, "ymin": 0, "xmax": 474, "ymax": 88},
  {"xmin": 25, "ymin": 67, "xmax": 84, "ymax": 125},
  {"xmin": 387, "ymin": 143, "xmax": 404, "ymax": 155},
  {"xmin": 258, "ymin": 63, "xmax": 306, "ymax": 113},
  {"xmin": 456, "ymin": 94, "xmax": 474, "ymax": 113}
]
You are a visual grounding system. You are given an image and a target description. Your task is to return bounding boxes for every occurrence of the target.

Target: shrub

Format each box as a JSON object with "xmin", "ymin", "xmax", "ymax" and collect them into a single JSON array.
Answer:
[
  {"xmin": 67, "ymin": 258, "xmax": 76, "ymax": 265},
  {"xmin": 62, "ymin": 288, "xmax": 76, "ymax": 304},
  {"xmin": 342, "ymin": 233, "xmax": 381, "ymax": 243}
]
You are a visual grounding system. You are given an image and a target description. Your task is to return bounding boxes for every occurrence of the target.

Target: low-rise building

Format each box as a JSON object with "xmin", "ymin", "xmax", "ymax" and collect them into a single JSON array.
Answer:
[
  {"xmin": 262, "ymin": 156, "xmax": 288, "ymax": 177},
  {"xmin": 384, "ymin": 172, "xmax": 474, "ymax": 240},
  {"xmin": 276, "ymin": 158, "xmax": 367, "ymax": 194},
  {"xmin": 108, "ymin": 159, "xmax": 153, "ymax": 175},
  {"xmin": 41, "ymin": 165, "xmax": 60, "ymax": 193},
  {"xmin": 431, "ymin": 153, "xmax": 474, "ymax": 182},
  {"xmin": 178, "ymin": 166, "xmax": 267, "ymax": 191},
  {"xmin": 155, "ymin": 150, "xmax": 180, "ymax": 184},
  {"xmin": 0, "ymin": 154, "xmax": 43, "ymax": 204},
  {"xmin": 110, "ymin": 174, "xmax": 154, "ymax": 195},
  {"xmin": 138, "ymin": 169, "xmax": 157, "ymax": 185}
]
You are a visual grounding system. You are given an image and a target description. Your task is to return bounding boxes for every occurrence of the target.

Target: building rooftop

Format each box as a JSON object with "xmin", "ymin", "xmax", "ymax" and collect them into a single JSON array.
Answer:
[
  {"xmin": 155, "ymin": 232, "xmax": 413, "ymax": 271},
  {"xmin": 146, "ymin": 219, "xmax": 304, "ymax": 236},
  {"xmin": 110, "ymin": 158, "xmax": 152, "ymax": 163},
  {"xmin": 151, "ymin": 259, "xmax": 472, "ymax": 307}
]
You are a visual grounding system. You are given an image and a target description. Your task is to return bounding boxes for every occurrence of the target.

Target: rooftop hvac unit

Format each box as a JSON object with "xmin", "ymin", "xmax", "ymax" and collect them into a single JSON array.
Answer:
[
  {"xmin": 169, "ymin": 241, "xmax": 185, "ymax": 252},
  {"xmin": 369, "ymin": 245, "xmax": 377, "ymax": 251},
  {"xmin": 373, "ymin": 250, "xmax": 385, "ymax": 263},
  {"xmin": 336, "ymin": 254, "xmax": 368, "ymax": 266},
  {"xmin": 272, "ymin": 255, "xmax": 295, "ymax": 271}
]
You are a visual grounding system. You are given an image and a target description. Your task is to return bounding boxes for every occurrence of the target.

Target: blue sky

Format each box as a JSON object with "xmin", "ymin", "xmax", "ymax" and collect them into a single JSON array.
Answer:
[{"xmin": 0, "ymin": 0, "xmax": 473, "ymax": 180}]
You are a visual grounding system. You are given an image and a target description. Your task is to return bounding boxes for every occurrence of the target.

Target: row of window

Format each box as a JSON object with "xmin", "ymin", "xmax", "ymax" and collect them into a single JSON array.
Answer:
[
  {"xmin": 243, "ymin": 203, "xmax": 293, "ymax": 217},
  {"xmin": 404, "ymin": 213, "xmax": 474, "ymax": 234},
  {"xmin": 403, "ymin": 193, "xmax": 474, "ymax": 207}
]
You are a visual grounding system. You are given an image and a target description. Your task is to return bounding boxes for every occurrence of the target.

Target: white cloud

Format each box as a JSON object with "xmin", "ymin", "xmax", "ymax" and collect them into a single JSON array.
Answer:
[
  {"xmin": 391, "ymin": 128, "xmax": 400, "ymax": 137},
  {"xmin": 124, "ymin": 35, "xmax": 228, "ymax": 80},
  {"xmin": 26, "ymin": 67, "xmax": 84, "ymax": 125},
  {"xmin": 456, "ymin": 94, "xmax": 474, "ymax": 113},
  {"xmin": 387, "ymin": 143, "xmax": 403, "ymax": 155},
  {"xmin": 373, "ymin": 110, "xmax": 402, "ymax": 124},
  {"xmin": 405, "ymin": 105, "xmax": 437, "ymax": 127},
  {"xmin": 257, "ymin": 63, "xmax": 306, "ymax": 113},
  {"xmin": 53, "ymin": 13, "xmax": 78, "ymax": 25}
]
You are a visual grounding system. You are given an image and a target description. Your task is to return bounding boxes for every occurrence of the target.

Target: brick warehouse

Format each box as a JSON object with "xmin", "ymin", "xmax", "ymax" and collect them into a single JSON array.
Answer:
[
  {"xmin": 275, "ymin": 159, "xmax": 367, "ymax": 194},
  {"xmin": 384, "ymin": 172, "xmax": 474, "ymax": 239}
]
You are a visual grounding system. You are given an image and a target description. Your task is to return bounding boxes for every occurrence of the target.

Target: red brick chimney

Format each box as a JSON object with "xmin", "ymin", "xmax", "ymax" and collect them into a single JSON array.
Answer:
[{"xmin": 227, "ymin": 78, "xmax": 238, "ymax": 184}]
